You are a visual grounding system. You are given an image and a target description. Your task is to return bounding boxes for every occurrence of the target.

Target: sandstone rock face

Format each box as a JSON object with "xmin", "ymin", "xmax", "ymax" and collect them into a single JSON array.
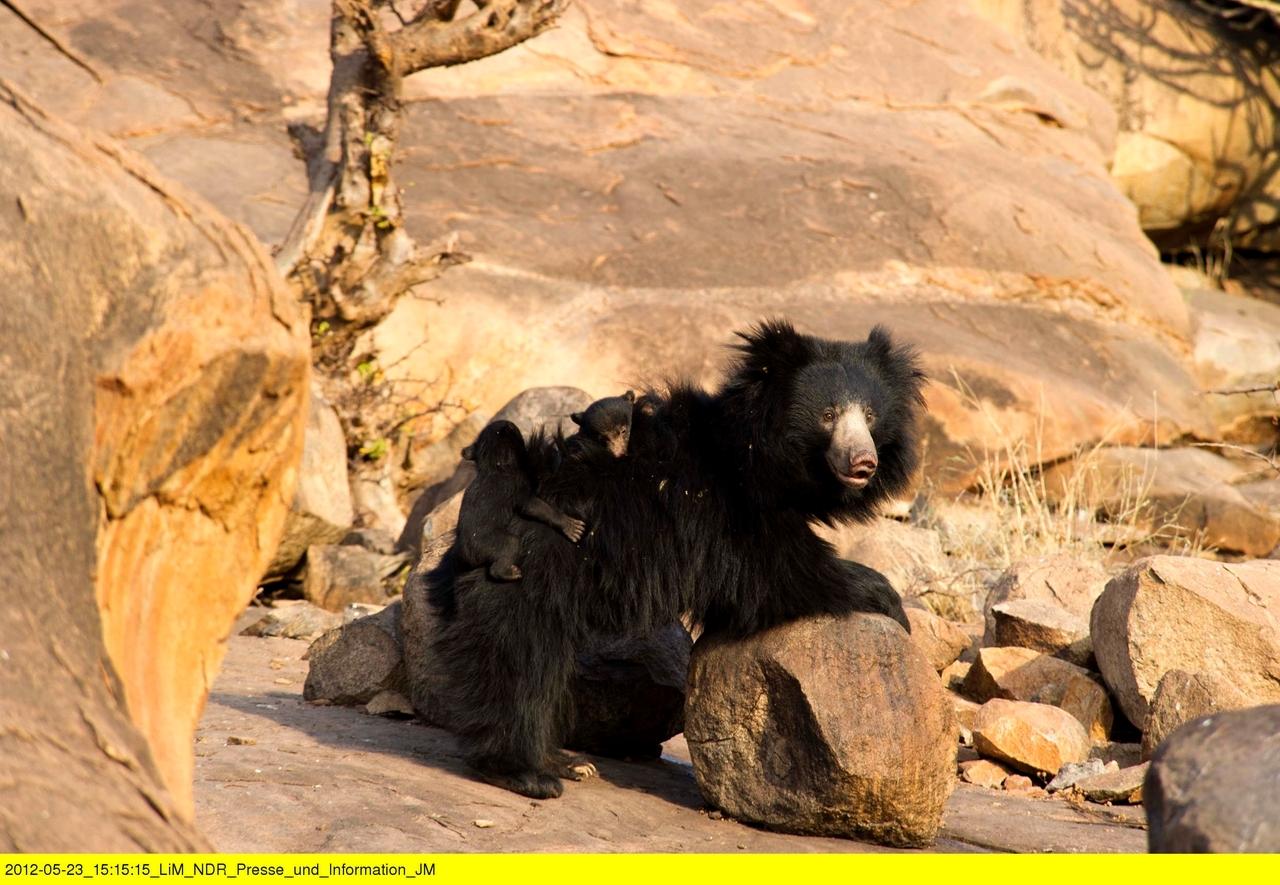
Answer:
[
  {"xmin": 1043, "ymin": 448, "xmax": 1280, "ymax": 556},
  {"xmin": 974, "ymin": 0, "xmax": 1280, "ymax": 250},
  {"xmin": 685, "ymin": 614, "xmax": 956, "ymax": 847},
  {"xmin": 1146, "ymin": 705, "xmax": 1280, "ymax": 852},
  {"xmin": 1140, "ymin": 669, "xmax": 1251, "ymax": 761},
  {"xmin": 963, "ymin": 647, "xmax": 1113, "ymax": 740},
  {"xmin": 0, "ymin": 81, "xmax": 308, "ymax": 834},
  {"xmin": 264, "ymin": 386, "xmax": 354, "ymax": 578},
  {"xmin": 972, "ymin": 699, "xmax": 1092, "ymax": 776},
  {"xmin": 304, "ymin": 606, "xmax": 407, "ymax": 708},
  {"xmin": 984, "ymin": 557, "xmax": 1108, "ymax": 643},
  {"xmin": 1092, "ymin": 557, "xmax": 1280, "ymax": 725},
  {"xmin": 991, "ymin": 599, "xmax": 1092, "ymax": 666}
]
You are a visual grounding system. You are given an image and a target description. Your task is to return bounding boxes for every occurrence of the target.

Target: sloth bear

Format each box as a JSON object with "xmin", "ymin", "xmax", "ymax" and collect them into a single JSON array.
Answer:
[
  {"xmin": 568, "ymin": 390, "xmax": 636, "ymax": 458},
  {"xmin": 425, "ymin": 319, "xmax": 926, "ymax": 799},
  {"xmin": 456, "ymin": 420, "xmax": 585, "ymax": 582}
]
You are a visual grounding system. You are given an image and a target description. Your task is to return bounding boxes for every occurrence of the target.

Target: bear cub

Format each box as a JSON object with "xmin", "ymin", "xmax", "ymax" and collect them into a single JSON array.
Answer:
[
  {"xmin": 569, "ymin": 390, "xmax": 636, "ymax": 458},
  {"xmin": 458, "ymin": 420, "xmax": 585, "ymax": 581}
]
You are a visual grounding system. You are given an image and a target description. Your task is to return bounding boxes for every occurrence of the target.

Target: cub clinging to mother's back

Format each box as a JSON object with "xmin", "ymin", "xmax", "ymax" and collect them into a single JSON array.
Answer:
[{"xmin": 456, "ymin": 420, "xmax": 584, "ymax": 582}]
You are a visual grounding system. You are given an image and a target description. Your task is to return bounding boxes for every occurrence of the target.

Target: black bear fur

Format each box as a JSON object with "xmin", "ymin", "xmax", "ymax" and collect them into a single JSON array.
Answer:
[
  {"xmin": 424, "ymin": 320, "xmax": 926, "ymax": 799},
  {"xmin": 456, "ymin": 420, "xmax": 585, "ymax": 582}
]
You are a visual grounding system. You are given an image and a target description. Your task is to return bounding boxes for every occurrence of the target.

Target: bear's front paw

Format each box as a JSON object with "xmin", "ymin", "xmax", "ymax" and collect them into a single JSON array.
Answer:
[{"xmin": 561, "ymin": 517, "xmax": 587, "ymax": 543}]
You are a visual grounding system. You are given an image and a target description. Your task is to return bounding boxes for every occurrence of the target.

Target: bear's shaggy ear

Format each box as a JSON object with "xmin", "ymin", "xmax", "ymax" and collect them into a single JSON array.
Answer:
[
  {"xmin": 460, "ymin": 444, "xmax": 476, "ymax": 461},
  {"xmin": 865, "ymin": 324, "xmax": 928, "ymax": 406},
  {"xmin": 622, "ymin": 390, "xmax": 636, "ymax": 402},
  {"xmin": 570, "ymin": 412, "xmax": 585, "ymax": 427},
  {"xmin": 733, "ymin": 318, "xmax": 813, "ymax": 385}
]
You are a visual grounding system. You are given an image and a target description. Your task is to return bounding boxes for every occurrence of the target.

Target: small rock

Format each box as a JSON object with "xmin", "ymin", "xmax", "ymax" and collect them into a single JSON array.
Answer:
[
  {"xmin": 685, "ymin": 613, "xmax": 956, "ymax": 847},
  {"xmin": 365, "ymin": 689, "xmax": 415, "ymax": 717},
  {"xmin": 341, "ymin": 526, "xmax": 398, "ymax": 554},
  {"xmin": 241, "ymin": 601, "xmax": 345, "ymax": 642},
  {"xmin": 1091, "ymin": 556, "xmax": 1280, "ymax": 725},
  {"xmin": 1141, "ymin": 669, "xmax": 1250, "ymax": 761},
  {"xmin": 983, "ymin": 556, "xmax": 1108, "ymax": 643},
  {"xmin": 1075, "ymin": 763, "xmax": 1148, "ymax": 805},
  {"xmin": 1045, "ymin": 758, "xmax": 1107, "ymax": 793},
  {"xmin": 940, "ymin": 660, "xmax": 970, "ymax": 693},
  {"xmin": 303, "ymin": 604, "xmax": 406, "ymax": 706},
  {"xmin": 962, "ymin": 647, "xmax": 1113, "ymax": 740},
  {"xmin": 225, "ymin": 736, "xmax": 256, "ymax": 746},
  {"xmin": 905, "ymin": 607, "xmax": 972, "ymax": 672},
  {"xmin": 1089, "ymin": 742, "xmax": 1143, "ymax": 770},
  {"xmin": 959, "ymin": 759, "xmax": 1010, "ymax": 789},
  {"xmin": 972, "ymin": 699, "xmax": 1091, "ymax": 776},
  {"xmin": 302, "ymin": 544, "xmax": 408, "ymax": 611},
  {"xmin": 472, "ymin": 819, "xmax": 495, "ymax": 829},
  {"xmin": 1146, "ymin": 705, "xmax": 1280, "ymax": 851},
  {"xmin": 1002, "ymin": 774, "xmax": 1042, "ymax": 797},
  {"xmin": 990, "ymin": 599, "xmax": 1091, "ymax": 666}
]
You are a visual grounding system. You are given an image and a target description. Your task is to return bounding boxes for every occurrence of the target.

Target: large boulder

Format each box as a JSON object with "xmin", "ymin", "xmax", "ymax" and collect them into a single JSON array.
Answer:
[
  {"xmin": 1091, "ymin": 557, "xmax": 1280, "ymax": 725},
  {"xmin": 1146, "ymin": 705, "xmax": 1280, "ymax": 852},
  {"xmin": 685, "ymin": 614, "xmax": 956, "ymax": 847},
  {"xmin": 304, "ymin": 605, "xmax": 407, "ymax": 707},
  {"xmin": 0, "ymin": 81, "xmax": 308, "ymax": 844}
]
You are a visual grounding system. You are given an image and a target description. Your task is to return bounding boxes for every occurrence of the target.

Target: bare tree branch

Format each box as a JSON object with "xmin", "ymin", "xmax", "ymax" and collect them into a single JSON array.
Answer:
[{"xmin": 383, "ymin": 0, "xmax": 570, "ymax": 77}]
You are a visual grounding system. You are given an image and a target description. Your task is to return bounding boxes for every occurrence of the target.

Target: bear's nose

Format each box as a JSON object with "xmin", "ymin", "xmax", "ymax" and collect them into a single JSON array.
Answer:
[{"xmin": 848, "ymin": 452, "xmax": 878, "ymax": 481}]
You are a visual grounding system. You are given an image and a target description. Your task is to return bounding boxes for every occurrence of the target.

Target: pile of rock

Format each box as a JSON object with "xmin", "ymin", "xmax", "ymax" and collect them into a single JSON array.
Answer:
[{"xmin": 934, "ymin": 552, "xmax": 1280, "ymax": 850}]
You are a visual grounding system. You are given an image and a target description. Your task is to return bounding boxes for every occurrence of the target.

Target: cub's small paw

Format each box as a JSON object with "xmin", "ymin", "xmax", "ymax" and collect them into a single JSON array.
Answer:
[
  {"xmin": 490, "ymin": 564, "xmax": 522, "ymax": 582},
  {"xmin": 562, "ymin": 518, "xmax": 587, "ymax": 543}
]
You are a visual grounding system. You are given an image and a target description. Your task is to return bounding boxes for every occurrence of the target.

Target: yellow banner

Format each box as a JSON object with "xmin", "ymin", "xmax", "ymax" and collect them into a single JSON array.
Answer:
[{"xmin": 3, "ymin": 854, "xmax": 1279, "ymax": 884}]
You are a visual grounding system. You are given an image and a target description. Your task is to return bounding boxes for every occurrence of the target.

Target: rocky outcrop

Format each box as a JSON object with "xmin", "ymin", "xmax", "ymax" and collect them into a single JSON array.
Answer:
[
  {"xmin": 1091, "ymin": 556, "xmax": 1280, "ymax": 725},
  {"xmin": 0, "ymin": 81, "xmax": 308, "ymax": 845},
  {"xmin": 685, "ymin": 614, "xmax": 956, "ymax": 847},
  {"xmin": 974, "ymin": 0, "xmax": 1280, "ymax": 251},
  {"xmin": 990, "ymin": 599, "xmax": 1092, "ymax": 667},
  {"xmin": 1146, "ymin": 705, "xmax": 1280, "ymax": 852},
  {"xmin": 304, "ymin": 606, "xmax": 407, "ymax": 708}
]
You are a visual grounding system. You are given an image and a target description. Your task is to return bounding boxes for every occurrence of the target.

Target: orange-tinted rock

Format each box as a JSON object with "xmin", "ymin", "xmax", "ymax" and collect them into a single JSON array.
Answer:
[
  {"xmin": 0, "ymin": 82, "xmax": 308, "ymax": 837},
  {"xmin": 973, "ymin": 699, "xmax": 1092, "ymax": 776},
  {"xmin": 963, "ymin": 647, "xmax": 1113, "ymax": 740}
]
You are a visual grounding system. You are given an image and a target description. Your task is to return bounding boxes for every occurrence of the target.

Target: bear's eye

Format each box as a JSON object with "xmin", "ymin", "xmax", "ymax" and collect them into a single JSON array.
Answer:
[
  {"xmin": 864, "ymin": 406, "xmax": 877, "ymax": 428},
  {"xmin": 821, "ymin": 408, "xmax": 836, "ymax": 424}
]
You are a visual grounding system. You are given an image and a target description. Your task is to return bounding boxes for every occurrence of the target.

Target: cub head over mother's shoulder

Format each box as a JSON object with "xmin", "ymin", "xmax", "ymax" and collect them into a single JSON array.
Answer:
[{"xmin": 719, "ymin": 318, "xmax": 927, "ymax": 524}]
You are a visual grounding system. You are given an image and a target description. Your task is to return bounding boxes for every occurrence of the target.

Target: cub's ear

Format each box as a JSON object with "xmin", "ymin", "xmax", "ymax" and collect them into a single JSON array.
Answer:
[
  {"xmin": 732, "ymin": 318, "xmax": 813, "ymax": 385},
  {"xmin": 865, "ymin": 324, "xmax": 928, "ymax": 407},
  {"xmin": 570, "ymin": 411, "xmax": 585, "ymax": 427},
  {"xmin": 622, "ymin": 390, "xmax": 636, "ymax": 402},
  {"xmin": 460, "ymin": 444, "xmax": 476, "ymax": 461}
]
